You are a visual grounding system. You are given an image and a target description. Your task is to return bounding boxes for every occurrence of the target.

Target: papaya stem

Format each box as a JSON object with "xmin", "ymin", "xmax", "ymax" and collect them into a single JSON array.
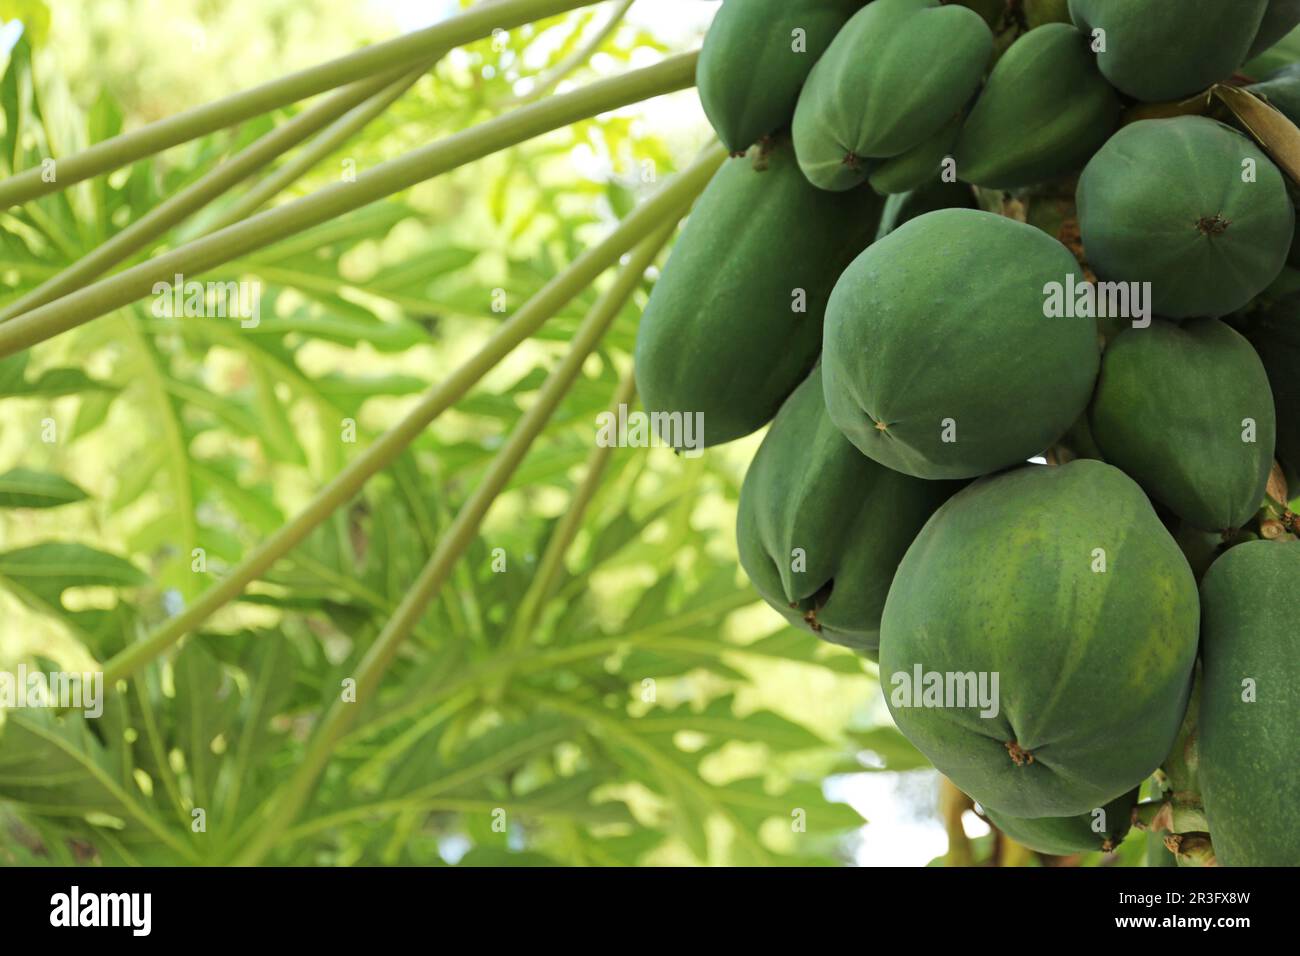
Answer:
[
  {"xmin": 497, "ymin": 0, "xmax": 637, "ymax": 108},
  {"xmin": 204, "ymin": 65, "xmax": 431, "ymax": 231},
  {"xmin": 0, "ymin": 52, "xmax": 701, "ymax": 359},
  {"xmin": 940, "ymin": 778, "xmax": 976, "ymax": 867},
  {"xmin": 96, "ymin": 143, "xmax": 725, "ymax": 692},
  {"xmin": 502, "ymin": 367, "xmax": 639, "ymax": 653},
  {"xmin": 0, "ymin": 0, "xmax": 601, "ymax": 207},
  {"xmin": 0, "ymin": 64, "xmax": 431, "ymax": 322},
  {"xmin": 231, "ymin": 220, "xmax": 680, "ymax": 866},
  {"xmin": 1166, "ymin": 832, "xmax": 1218, "ymax": 867}
]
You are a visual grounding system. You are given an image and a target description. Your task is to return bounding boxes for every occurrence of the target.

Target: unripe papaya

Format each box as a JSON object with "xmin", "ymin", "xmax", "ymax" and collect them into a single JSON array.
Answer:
[
  {"xmin": 1249, "ymin": 0, "xmax": 1300, "ymax": 58},
  {"xmin": 1237, "ymin": 294, "xmax": 1300, "ymax": 480},
  {"xmin": 697, "ymin": 0, "xmax": 865, "ymax": 154},
  {"xmin": 868, "ymin": 115, "xmax": 962, "ymax": 196},
  {"xmin": 1248, "ymin": 62, "xmax": 1300, "ymax": 125},
  {"xmin": 635, "ymin": 139, "xmax": 886, "ymax": 450},
  {"xmin": 880, "ymin": 461, "xmax": 1200, "ymax": 818},
  {"xmin": 984, "ymin": 786, "xmax": 1138, "ymax": 856},
  {"xmin": 1077, "ymin": 117, "xmax": 1294, "ymax": 320},
  {"xmin": 1199, "ymin": 541, "xmax": 1300, "ymax": 866},
  {"xmin": 1089, "ymin": 319, "xmax": 1276, "ymax": 533},
  {"xmin": 822, "ymin": 208, "xmax": 1099, "ymax": 480},
  {"xmin": 1067, "ymin": 0, "xmax": 1269, "ymax": 102},
  {"xmin": 792, "ymin": 0, "xmax": 993, "ymax": 191},
  {"xmin": 954, "ymin": 23, "xmax": 1120, "ymax": 190},
  {"xmin": 736, "ymin": 366, "xmax": 964, "ymax": 654}
]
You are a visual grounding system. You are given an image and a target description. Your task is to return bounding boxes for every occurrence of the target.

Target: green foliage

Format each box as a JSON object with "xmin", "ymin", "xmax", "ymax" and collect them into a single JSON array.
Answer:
[
  {"xmin": 1199, "ymin": 541, "xmax": 1300, "ymax": 866},
  {"xmin": 881, "ymin": 461, "xmax": 1200, "ymax": 818},
  {"xmin": 822, "ymin": 209, "xmax": 1098, "ymax": 479},
  {"xmin": 0, "ymin": 10, "xmax": 871, "ymax": 867}
]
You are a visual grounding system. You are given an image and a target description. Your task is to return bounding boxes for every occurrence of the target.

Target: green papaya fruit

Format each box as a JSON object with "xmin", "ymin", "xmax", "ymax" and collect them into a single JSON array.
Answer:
[
  {"xmin": 822, "ymin": 208, "xmax": 1099, "ymax": 480},
  {"xmin": 1237, "ymin": 292, "xmax": 1300, "ymax": 479},
  {"xmin": 1089, "ymin": 319, "xmax": 1276, "ymax": 533},
  {"xmin": 954, "ymin": 23, "xmax": 1120, "ymax": 189},
  {"xmin": 635, "ymin": 139, "xmax": 886, "ymax": 450},
  {"xmin": 1067, "ymin": 0, "xmax": 1269, "ymax": 102},
  {"xmin": 1249, "ymin": 62, "xmax": 1300, "ymax": 126},
  {"xmin": 1249, "ymin": 0, "xmax": 1300, "ymax": 57},
  {"xmin": 880, "ymin": 460, "xmax": 1200, "ymax": 818},
  {"xmin": 985, "ymin": 786, "xmax": 1139, "ymax": 855},
  {"xmin": 1198, "ymin": 540, "xmax": 1300, "ymax": 866},
  {"xmin": 791, "ymin": 0, "xmax": 993, "ymax": 191},
  {"xmin": 736, "ymin": 366, "xmax": 964, "ymax": 654},
  {"xmin": 697, "ymin": 0, "xmax": 865, "ymax": 154},
  {"xmin": 1076, "ymin": 117, "xmax": 1294, "ymax": 320},
  {"xmin": 868, "ymin": 114, "xmax": 963, "ymax": 196}
]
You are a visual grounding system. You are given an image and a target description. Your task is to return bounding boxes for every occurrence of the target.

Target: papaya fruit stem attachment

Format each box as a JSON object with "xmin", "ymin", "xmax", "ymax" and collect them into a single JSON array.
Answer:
[
  {"xmin": 1004, "ymin": 741, "xmax": 1035, "ymax": 765},
  {"xmin": 1196, "ymin": 214, "xmax": 1232, "ymax": 236},
  {"xmin": 1165, "ymin": 832, "xmax": 1218, "ymax": 867},
  {"xmin": 1133, "ymin": 798, "xmax": 1209, "ymax": 835}
]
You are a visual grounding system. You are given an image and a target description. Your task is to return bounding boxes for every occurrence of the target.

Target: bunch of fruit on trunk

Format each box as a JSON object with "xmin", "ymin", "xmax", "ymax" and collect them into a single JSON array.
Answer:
[{"xmin": 634, "ymin": 0, "xmax": 1300, "ymax": 866}]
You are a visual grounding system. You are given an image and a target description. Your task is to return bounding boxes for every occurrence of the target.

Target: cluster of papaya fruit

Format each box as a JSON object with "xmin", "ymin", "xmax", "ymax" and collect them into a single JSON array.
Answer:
[{"xmin": 634, "ymin": 0, "xmax": 1300, "ymax": 865}]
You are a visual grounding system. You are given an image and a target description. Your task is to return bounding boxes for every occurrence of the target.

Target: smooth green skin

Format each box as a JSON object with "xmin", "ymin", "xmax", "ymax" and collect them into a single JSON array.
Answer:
[
  {"xmin": 1199, "ymin": 541, "xmax": 1300, "ymax": 866},
  {"xmin": 985, "ymin": 787, "xmax": 1138, "ymax": 855},
  {"xmin": 792, "ymin": 0, "xmax": 992, "ymax": 191},
  {"xmin": 635, "ymin": 141, "xmax": 886, "ymax": 450},
  {"xmin": 868, "ymin": 114, "xmax": 962, "ymax": 196},
  {"xmin": 822, "ymin": 209, "xmax": 1099, "ymax": 479},
  {"xmin": 955, "ymin": 23, "xmax": 1120, "ymax": 190},
  {"xmin": 1089, "ymin": 319, "xmax": 1276, "ymax": 533},
  {"xmin": 736, "ymin": 366, "xmax": 964, "ymax": 653},
  {"xmin": 880, "ymin": 461, "xmax": 1200, "ymax": 818},
  {"xmin": 1250, "ymin": 0, "xmax": 1300, "ymax": 57},
  {"xmin": 1249, "ymin": 62, "xmax": 1300, "ymax": 126},
  {"xmin": 1237, "ymin": 292, "xmax": 1300, "ymax": 479},
  {"xmin": 697, "ymin": 0, "xmax": 864, "ymax": 154},
  {"xmin": 1077, "ymin": 117, "xmax": 1294, "ymax": 320},
  {"xmin": 1068, "ymin": 0, "xmax": 1268, "ymax": 102}
]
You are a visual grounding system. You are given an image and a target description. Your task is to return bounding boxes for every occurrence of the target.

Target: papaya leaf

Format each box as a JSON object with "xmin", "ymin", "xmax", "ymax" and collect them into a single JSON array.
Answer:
[
  {"xmin": 0, "ymin": 467, "xmax": 87, "ymax": 508},
  {"xmin": 0, "ymin": 541, "xmax": 147, "ymax": 638}
]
